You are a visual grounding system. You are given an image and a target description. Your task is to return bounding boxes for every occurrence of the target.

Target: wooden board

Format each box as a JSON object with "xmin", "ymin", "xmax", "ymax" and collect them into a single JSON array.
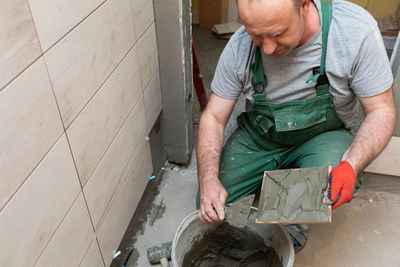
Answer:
[
  {"xmin": 211, "ymin": 21, "xmax": 241, "ymax": 35},
  {"xmin": 364, "ymin": 136, "xmax": 400, "ymax": 176}
]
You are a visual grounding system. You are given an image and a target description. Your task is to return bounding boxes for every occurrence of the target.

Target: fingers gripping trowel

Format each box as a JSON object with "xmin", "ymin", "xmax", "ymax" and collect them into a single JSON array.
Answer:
[{"xmin": 224, "ymin": 194, "xmax": 255, "ymax": 228}]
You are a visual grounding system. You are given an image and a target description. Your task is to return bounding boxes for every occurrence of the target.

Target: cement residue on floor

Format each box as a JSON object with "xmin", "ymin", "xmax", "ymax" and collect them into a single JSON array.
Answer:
[
  {"xmin": 149, "ymin": 199, "xmax": 166, "ymax": 226},
  {"xmin": 120, "ymin": 158, "xmax": 198, "ymax": 267},
  {"xmin": 182, "ymin": 222, "xmax": 282, "ymax": 267}
]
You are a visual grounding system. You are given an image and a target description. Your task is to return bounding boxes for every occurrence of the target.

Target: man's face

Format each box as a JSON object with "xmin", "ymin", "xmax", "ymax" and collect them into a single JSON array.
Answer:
[{"xmin": 238, "ymin": 0, "xmax": 307, "ymax": 58}]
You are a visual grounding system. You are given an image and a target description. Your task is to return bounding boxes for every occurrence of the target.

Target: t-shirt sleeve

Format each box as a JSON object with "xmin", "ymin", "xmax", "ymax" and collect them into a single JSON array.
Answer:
[
  {"xmin": 350, "ymin": 24, "xmax": 393, "ymax": 97},
  {"xmin": 211, "ymin": 41, "xmax": 243, "ymax": 99}
]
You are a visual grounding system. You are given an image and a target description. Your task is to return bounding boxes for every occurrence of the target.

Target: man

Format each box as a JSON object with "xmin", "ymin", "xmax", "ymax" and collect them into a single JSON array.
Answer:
[{"xmin": 196, "ymin": 0, "xmax": 396, "ymax": 246}]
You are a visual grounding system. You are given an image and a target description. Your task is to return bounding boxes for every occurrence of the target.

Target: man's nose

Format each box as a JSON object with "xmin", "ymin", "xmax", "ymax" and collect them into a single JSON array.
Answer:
[{"xmin": 262, "ymin": 38, "xmax": 278, "ymax": 55}]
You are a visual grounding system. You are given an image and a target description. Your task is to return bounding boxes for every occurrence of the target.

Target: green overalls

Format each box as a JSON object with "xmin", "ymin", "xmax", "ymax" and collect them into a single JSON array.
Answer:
[{"xmin": 196, "ymin": 0, "xmax": 362, "ymax": 208}]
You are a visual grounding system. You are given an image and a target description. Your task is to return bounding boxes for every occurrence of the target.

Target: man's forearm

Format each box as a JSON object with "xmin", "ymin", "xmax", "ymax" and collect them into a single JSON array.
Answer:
[
  {"xmin": 196, "ymin": 112, "xmax": 225, "ymax": 183},
  {"xmin": 342, "ymin": 105, "xmax": 396, "ymax": 174}
]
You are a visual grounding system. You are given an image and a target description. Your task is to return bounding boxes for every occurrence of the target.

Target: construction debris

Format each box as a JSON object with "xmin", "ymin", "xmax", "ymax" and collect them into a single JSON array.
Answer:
[{"xmin": 212, "ymin": 21, "xmax": 242, "ymax": 40}]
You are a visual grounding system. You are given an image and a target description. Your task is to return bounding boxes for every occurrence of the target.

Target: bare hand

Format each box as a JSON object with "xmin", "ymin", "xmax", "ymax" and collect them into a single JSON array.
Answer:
[{"xmin": 198, "ymin": 178, "xmax": 227, "ymax": 224}]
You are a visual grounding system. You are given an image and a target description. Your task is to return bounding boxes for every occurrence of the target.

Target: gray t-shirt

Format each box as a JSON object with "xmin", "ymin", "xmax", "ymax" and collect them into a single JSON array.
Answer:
[{"xmin": 211, "ymin": 0, "xmax": 393, "ymax": 127}]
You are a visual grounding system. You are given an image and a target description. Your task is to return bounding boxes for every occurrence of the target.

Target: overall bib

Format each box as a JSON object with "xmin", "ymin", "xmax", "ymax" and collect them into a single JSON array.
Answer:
[{"xmin": 196, "ymin": 0, "xmax": 362, "ymax": 207}]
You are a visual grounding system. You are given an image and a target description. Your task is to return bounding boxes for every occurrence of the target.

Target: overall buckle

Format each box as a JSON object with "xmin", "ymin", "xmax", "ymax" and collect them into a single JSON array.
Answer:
[
  {"xmin": 251, "ymin": 75, "xmax": 268, "ymax": 94},
  {"xmin": 311, "ymin": 66, "xmax": 329, "ymax": 87}
]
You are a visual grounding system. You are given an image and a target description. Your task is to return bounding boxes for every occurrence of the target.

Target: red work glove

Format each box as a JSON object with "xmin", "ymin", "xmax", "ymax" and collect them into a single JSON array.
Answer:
[{"xmin": 326, "ymin": 161, "xmax": 357, "ymax": 209}]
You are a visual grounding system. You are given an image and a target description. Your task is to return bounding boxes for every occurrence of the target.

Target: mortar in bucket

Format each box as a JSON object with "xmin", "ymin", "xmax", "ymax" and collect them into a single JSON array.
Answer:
[{"xmin": 171, "ymin": 207, "xmax": 295, "ymax": 267}]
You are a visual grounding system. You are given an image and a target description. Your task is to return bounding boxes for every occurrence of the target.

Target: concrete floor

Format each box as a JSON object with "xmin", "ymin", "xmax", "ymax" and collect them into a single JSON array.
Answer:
[
  {"xmin": 119, "ymin": 25, "xmax": 400, "ymax": 267},
  {"xmin": 125, "ymin": 160, "xmax": 400, "ymax": 267}
]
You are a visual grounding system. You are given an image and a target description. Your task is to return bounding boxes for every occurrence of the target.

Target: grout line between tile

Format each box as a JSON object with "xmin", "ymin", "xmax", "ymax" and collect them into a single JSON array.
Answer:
[
  {"xmin": 82, "ymin": 94, "xmax": 144, "ymax": 190},
  {"xmin": 77, "ymin": 236, "xmax": 95, "ymax": 266},
  {"xmin": 32, "ymin": 0, "xmax": 107, "ymax": 55},
  {"xmin": 94, "ymin": 235, "xmax": 107, "ymax": 267},
  {"xmin": 0, "ymin": 131, "xmax": 65, "ymax": 214},
  {"xmin": 24, "ymin": 0, "xmax": 45, "ymax": 56},
  {"xmin": 42, "ymin": 58, "xmax": 67, "ymax": 130},
  {"xmin": 1, "ymin": 0, "xmax": 138, "ymax": 265},
  {"xmin": 64, "ymin": 41, "xmax": 141, "ymax": 185},
  {"xmin": 0, "ymin": 1, "xmax": 151, "ymax": 94},
  {"xmin": 138, "ymin": 21, "xmax": 158, "ymax": 89},
  {"xmin": 93, "ymin": 135, "xmax": 148, "ymax": 231},
  {"xmin": 129, "ymin": 0, "xmax": 138, "ymax": 45},
  {"xmin": 64, "ymin": 131, "xmax": 97, "ymax": 237},
  {"xmin": 142, "ymin": 70, "xmax": 160, "ymax": 132},
  {"xmin": 0, "ymin": 3, "xmax": 156, "ymax": 214},
  {"xmin": 63, "ymin": 38, "xmax": 138, "ymax": 130},
  {"xmin": 41, "ymin": 40, "xmax": 102, "ymax": 266},
  {"xmin": 40, "ymin": 31, "xmax": 102, "ymax": 262},
  {"xmin": 143, "ymin": 68, "xmax": 159, "ymax": 94},
  {"xmin": 32, "ymin": 191, "xmax": 82, "ymax": 266},
  {"xmin": 0, "ymin": 54, "xmax": 42, "ymax": 92},
  {"xmin": 77, "ymin": 235, "xmax": 106, "ymax": 267},
  {"xmin": 137, "ymin": 20, "xmax": 156, "ymax": 47},
  {"xmin": 2, "ymin": 2, "xmax": 151, "ymax": 265},
  {"xmin": 0, "ymin": 0, "xmax": 44, "ymax": 92},
  {"xmin": 32, "ymin": 0, "xmax": 108, "ymax": 266},
  {"xmin": 95, "ymin": 140, "xmax": 148, "ymax": 232},
  {"xmin": 31, "ymin": 7, "xmax": 141, "ymax": 264},
  {"xmin": 64, "ymin": 127, "xmax": 109, "ymax": 266}
]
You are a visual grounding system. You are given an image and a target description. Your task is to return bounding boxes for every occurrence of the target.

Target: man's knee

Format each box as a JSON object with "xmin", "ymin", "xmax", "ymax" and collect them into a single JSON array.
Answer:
[{"xmin": 294, "ymin": 130, "xmax": 353, "ymax": 168}]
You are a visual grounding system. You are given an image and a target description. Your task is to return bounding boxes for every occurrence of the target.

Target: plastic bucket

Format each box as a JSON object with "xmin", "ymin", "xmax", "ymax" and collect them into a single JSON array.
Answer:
[{"xmin": 171, "ymin": 207, "xmax": 295, "ymax": 267}]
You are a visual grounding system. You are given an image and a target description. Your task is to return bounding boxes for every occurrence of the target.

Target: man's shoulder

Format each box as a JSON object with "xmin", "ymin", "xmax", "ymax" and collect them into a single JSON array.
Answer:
[
  {"xmin": 223, "ymin": 26, "xmax": 253, "ymax": 56},
  {"xmin": 229, "ymin": 26, "xmax": 251, "ymax": 43},
  {"xmin": 332, "ymin": 0, "xmax": 377, "ymax": 32}
]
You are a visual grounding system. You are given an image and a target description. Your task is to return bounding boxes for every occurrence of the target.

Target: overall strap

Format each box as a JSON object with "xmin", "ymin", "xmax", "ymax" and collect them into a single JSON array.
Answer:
[
  {"xmin": 251, "ymin": 0, "xmax": 332, "ymax": 98},
  {"xmin": 251, "ymin": 46, "xmax": 267, "ymax": 97},
  {"xmin": 320, "ymin": 0, "xmax": 332, "ymax": 75},
  {"xmin": 307, "ymin": 0, "xmax": 333, "ymax": 95}
]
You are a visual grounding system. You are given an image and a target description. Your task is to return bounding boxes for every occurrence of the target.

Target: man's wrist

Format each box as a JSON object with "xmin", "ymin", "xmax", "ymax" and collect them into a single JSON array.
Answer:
[
  {"xmin": 339, "ymin": 160, "xmax": 357, "ymax": 184},
  {"xmin": 199, "ymin": 175, "xmax": 220, "ymax": 191},
  {"xmin": 340, "ymin": 155, "xmax": 360, "ymax": 175},
  {"xmin": 199, "ymin": 174, "xmax": 219, "ymax": 183}
]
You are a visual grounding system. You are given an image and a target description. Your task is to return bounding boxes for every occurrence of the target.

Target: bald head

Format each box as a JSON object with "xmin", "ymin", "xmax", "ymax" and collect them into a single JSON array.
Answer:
[
  {"xmin": 237, "ymin": 0, "xmax": 319, "ymax": 57},
  {"xmin": 237, "ymin": 0, "xmax": 302, "ymax": 13}
]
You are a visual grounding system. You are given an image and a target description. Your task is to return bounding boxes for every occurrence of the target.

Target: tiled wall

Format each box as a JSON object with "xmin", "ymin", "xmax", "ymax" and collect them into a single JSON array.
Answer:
[{"xmin": 0, "ymin": 0, "xmax": 161, "ymax": 266}]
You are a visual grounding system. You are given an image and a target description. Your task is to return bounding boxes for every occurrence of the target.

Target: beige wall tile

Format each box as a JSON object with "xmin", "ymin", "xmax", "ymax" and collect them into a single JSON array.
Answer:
[
  {"xmin": 79, "ymin": 238, "xmax": 105, "ymax": 267},
  {"xmin": 137, "ymin": 23, "xmax": 159, "ymax": 89},
  {"xmin": 0, "ymin": 135, "xmax": 81, "ymax": 266},
  {"xmin": 0, "ymin": 0, "xmax": 41, "ymax": 89},
  {"xmin": 67, "ymin": 46, "xmax": 142, "ymax": 184},
  {"xmin": 97, "ymin": 142, "xmax": 152, "ymax": 266},
  {"xmin": 132, "ymin": 0, "xmax": 147, "ymax": 13},
  {"xmin": 28, "ymin": 0, "xmax": 105, "ymax": 51},
  {"xmin": 84, "ymin": 98, "xmax": 147, "ymax": 228},
  {"xmin": 35, "ymin": 193, "xmax": 94, "ymax": 267},
  {"xmin": 131, "ymin": 0, "xmax": 154, "ymax": 39},
  {"xmin": 44, "ymin": 0, "xmax": 136, "ymax": 127},
  {"xmin": 144, "ymin": 71, "xmax": 162, "ymax": 133},
  {"xmin": 0, "ymin": 58, "xmax": 64, "ymax": 209}
]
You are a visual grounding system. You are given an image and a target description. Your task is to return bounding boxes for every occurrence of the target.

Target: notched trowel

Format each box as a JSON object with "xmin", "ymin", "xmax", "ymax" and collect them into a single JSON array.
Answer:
[{"xmin": 224, "ymin": 194, "xmax": 255, "ymax": 228}]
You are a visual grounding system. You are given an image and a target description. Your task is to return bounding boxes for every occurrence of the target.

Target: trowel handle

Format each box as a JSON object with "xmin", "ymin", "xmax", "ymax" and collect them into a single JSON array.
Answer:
[{"xmin": 160, "ymin": 257, "xmax": 169, "ymax": 267}]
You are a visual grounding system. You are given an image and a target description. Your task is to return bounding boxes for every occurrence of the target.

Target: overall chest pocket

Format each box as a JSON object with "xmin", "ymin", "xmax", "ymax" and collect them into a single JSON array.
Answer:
[
  {"xmin": 271, "ymin": 108, "xmax": 327, "ymax": 146},
  {"xmin": 274, "ymin": 108, "xmax": 327, "ymax": 132}
]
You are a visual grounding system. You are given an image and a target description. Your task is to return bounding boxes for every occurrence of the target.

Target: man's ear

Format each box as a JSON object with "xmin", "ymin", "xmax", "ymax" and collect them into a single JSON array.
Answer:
[{"xmin": 300, "ymin": 0, "xmax": 311, "ymax": 16}]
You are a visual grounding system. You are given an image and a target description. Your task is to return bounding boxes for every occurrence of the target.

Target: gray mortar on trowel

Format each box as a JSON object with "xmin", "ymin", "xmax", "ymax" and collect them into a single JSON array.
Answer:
[{"xmin": 257, "ymin": 166, "xmax": 331, "ymax": 223}]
